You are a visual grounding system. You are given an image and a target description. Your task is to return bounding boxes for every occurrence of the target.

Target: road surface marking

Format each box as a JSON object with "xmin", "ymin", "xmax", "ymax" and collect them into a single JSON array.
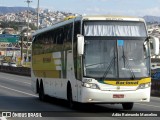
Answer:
[
  {"xmin": 0, "ymin": 85, "xmax": 38, "ymax": 97},
  {"xmin": 0, "ymin": 117, "xmax": 7, "ymax": 120},
  {"xmin": 0, "ymin": 72, "xmax": 28, "ymax": 76},
  {"xmin": 0, "ymin": 76, "xmax": 31, "ymax": 85},
  {"xmin": 0, "ymin": 72, "xmax": 31, "ymax": 79},
  {"xmin": 135, "ymin": 103, "xmax": 160, "ymax": 108}
]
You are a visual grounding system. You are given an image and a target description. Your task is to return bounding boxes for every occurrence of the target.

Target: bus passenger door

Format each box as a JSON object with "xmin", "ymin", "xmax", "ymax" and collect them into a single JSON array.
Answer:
[{"xmin": 67, "ymin": 50, "xmax": 78, "ymax": 102}]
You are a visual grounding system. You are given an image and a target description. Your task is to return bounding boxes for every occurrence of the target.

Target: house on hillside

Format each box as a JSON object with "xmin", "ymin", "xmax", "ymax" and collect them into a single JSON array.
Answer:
[{"xmin": 3, "ymin": 28, "xmax": 16, "ymax": 34}]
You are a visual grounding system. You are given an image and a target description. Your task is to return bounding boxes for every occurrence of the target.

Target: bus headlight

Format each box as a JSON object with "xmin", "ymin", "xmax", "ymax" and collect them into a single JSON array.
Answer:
[
  {"xmin": 82, "ymin": 82, "xmax": 100, "ymax": 89},
  {"xmin": 137, "ymin": 83, "xmax": 151, "ymax": 89}
]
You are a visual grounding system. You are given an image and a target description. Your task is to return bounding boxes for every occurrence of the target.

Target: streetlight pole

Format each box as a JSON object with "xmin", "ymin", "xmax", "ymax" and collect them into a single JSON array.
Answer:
[
  {"xmin": 25, "ymin": 0, "xmax": 32, "ymax": 62},
  {"xmin": 37, "ymin": 0, "xmax": 39, "ymax": 30}
]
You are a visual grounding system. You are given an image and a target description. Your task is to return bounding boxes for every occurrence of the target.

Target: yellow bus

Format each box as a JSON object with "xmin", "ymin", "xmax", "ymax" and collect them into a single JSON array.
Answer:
[{"xmin": 31, "ymin": 15, "xmax": 159, "ymax": 110}]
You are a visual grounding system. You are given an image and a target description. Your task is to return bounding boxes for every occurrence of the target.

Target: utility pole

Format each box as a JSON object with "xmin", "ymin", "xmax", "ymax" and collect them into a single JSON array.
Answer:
[
  {"xmin": 37, "ymin": 0, "xmax": 39, "ymax": 30},
  {"xmin": 25, "ymin": 0, "xmax": 32, "ymax": 62}
]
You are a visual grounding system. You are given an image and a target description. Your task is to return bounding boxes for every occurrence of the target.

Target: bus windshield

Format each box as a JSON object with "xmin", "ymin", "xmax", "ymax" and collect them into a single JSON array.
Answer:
[{"xmin": 83, "ymin": 21, "xmax": 149, "ymax": 79}]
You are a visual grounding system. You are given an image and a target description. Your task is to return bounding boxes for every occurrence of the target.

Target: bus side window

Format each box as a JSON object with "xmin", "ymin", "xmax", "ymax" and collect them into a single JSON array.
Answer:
[
  {"xmin": 38, "ymin": 34, "xmax": 44, "ymax": 54},
  {"xmin": 64, "ymin": 24, "xmax": 72, "ymax": 50},
  {"xmin": 32, "ymin": 36, "xmax": 37, "ymax": 55},
  {"xmin": 57, "ymin": 28, "xmax": 64, "ymax": 45},
  {"xmin": 48, "ymin": 31, "xmax": 53, "ymax": 52}
]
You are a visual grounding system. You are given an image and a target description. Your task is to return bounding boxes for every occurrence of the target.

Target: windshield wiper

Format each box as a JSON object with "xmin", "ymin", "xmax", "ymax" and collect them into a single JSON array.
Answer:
[
  {"xmin": 101, "ymin": 56, "xmax": 116, "ymax": 80},
  {"xmin": 85, "ymin": 62, "xmax": 109, "ymax": 68}
]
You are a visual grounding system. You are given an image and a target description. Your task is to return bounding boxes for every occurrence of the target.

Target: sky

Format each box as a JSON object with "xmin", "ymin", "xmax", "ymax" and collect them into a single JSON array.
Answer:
[{"xmin": 0, "ymin": 0, "xmax": 160, "ymax": 16}]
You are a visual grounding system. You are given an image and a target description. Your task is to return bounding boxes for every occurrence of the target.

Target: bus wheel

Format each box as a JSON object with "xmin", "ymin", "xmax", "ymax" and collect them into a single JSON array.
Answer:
[
  {"xmin": 122, "ymin": 102, "xmax": 134, "ymax": 110},
  {"xmin": 39, "ymin": 81, "xmax": 46, "ymax": 101},
  {"xmin": 67, "ymin": 85, "xmax": 74, "ymax": 108}
]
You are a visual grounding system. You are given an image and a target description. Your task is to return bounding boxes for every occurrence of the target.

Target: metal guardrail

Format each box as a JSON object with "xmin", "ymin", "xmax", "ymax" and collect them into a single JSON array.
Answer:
[{"xmin": 0, "ymin": 65, "xmax": 159, "ymax": 97}]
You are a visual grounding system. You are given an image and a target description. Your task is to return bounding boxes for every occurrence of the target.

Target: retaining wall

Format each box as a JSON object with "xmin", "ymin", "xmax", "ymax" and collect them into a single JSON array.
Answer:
[{"xmin": 0, "ymin": 66, "xmax": 30, "ymax": 76}]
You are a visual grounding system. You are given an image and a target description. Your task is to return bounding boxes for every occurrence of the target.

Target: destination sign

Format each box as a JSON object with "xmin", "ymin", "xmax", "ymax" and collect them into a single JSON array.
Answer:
[{"xmin": 102, "ymin": 78, "xmax": 151, "ymax": 86}]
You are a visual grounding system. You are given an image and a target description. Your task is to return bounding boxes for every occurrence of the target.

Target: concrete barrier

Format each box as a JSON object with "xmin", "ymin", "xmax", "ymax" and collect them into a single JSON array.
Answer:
[
  {"xmin": 151, "ymin": 79, "xmax": 160, "ymax": 97},
  {"xmin": 0, "ymin": 66, "xmax": 31, "ymax": 76}
]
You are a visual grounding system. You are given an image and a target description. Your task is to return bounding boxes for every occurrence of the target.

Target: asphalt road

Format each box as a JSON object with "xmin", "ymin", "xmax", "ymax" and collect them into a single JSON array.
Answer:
[{"xmin": 0, "ymin": 72, "xmax": 159, "ymax": 120}]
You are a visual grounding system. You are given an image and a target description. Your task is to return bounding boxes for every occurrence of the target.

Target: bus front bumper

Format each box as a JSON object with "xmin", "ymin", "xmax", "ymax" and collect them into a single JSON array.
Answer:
[{"xmin": 80, "ymin": 87, "xmax": 150, "ymax": 103}]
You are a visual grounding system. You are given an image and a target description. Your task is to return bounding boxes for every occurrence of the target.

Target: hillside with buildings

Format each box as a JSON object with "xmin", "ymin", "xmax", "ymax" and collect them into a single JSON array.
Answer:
[
  {"xmin": 0, "ymin": 7, "xmax": 75, "ymax": 31},
  {"xmin": 0, "ymin": 6, "xmax": 35, "ymax": 15},
  {"xmin": 0, "ymin": 7, "xmax": 75, "ymax": 65},
  {"xmin": 0, "ymin": 7, "xmax": 160, "ymax": 39}
]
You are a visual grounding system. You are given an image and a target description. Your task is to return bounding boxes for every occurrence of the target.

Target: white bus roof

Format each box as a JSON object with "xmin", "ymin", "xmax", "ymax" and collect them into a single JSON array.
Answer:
[
  {"xmin": 82, "ymin": 15, "xmax": 145, "ymax": 22},
  {"xmin": 32, "ymin": 15, "xmax": 145, "ymax": 37}
]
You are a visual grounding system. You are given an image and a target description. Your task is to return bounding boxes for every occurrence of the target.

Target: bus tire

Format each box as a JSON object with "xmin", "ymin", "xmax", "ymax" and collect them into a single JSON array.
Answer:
[
  {"xmin": 39, "ymin": 81, "xmax": 46, "ymax": 101},
  {"xmin": 122, "ymin": 102, "xmax": 134, "ymax": 110},
  {"xmin": 67, "ymin": 83, "xmax": 74, "ymax": 108}
]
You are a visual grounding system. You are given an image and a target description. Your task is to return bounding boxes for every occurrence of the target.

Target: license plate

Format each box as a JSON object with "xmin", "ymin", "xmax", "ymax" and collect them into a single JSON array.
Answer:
[{"xmin": 113, "ymin": 94, "xmax": 124, "ymax": 98}]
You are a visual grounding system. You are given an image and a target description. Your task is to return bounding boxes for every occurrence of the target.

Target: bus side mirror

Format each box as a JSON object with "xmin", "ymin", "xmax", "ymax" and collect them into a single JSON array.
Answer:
[
  {"xmin": 150, "ymin": 36, "xmax": 159, "ymax": 55},
  {"xmin": 77, "ymin": 34, "xmax": 84, "ymax": 56}
]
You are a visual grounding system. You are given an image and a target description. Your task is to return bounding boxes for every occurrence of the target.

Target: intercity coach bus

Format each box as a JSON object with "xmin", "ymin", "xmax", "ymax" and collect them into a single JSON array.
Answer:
[{"xmin": 31, "ymin": 15, "xmax": 159, "ymax": 110}]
